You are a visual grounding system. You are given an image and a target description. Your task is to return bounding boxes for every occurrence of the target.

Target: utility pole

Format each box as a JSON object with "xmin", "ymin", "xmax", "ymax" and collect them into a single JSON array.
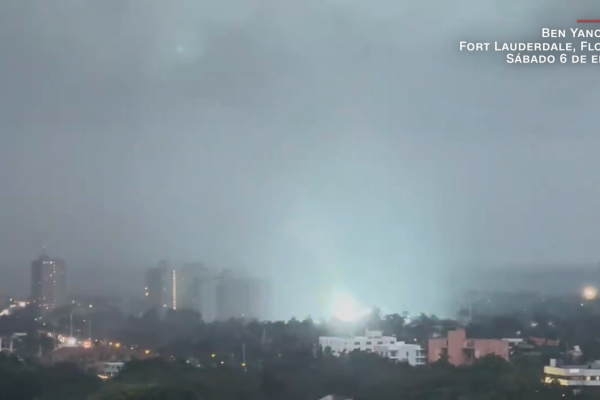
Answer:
[
  {"xmin": 88, "ymin": 319, "xmax": 92, "ymax": 340},
  {"xmin": 70, "ymin": 312, "xmax": 73, "ymax": 338}
]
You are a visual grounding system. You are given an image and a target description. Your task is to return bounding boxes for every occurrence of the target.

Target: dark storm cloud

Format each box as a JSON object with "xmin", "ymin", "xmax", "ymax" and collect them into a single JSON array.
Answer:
[{"xmin": 1, "ymin": 0, "xmax": 600, "ymax": 317}]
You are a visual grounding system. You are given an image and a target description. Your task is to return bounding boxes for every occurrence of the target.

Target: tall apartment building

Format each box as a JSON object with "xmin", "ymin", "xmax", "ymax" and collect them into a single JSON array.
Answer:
[
  {"xmin": 177, "ymin": 263, "xmax": 218, "ymax": 322},
  {"xmin": 216, "ymin": 269, "xmax": 270, "ymax": 320},
  {"xmin": 31, "ymin": 254, "xmax": 67, "ymax": 309},
  {"xmin": 144, "ymin": 260, "xmax": 176, "ymax": 311},
  {"xmin": 144, "ymin": 262, "xmax": 270, "ymax": 321}
]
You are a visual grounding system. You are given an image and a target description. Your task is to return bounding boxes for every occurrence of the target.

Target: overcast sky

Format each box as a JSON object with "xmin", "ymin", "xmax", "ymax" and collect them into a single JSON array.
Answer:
[{"xmin": 1, "ymin": 1, "xmax": 600, "ymax": 318}]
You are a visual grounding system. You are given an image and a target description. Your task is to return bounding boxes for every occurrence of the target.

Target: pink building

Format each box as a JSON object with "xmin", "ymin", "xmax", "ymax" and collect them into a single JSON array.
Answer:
[{"xmin": 428, "ymin": 329, "xmax": 509, "ymax": 366}]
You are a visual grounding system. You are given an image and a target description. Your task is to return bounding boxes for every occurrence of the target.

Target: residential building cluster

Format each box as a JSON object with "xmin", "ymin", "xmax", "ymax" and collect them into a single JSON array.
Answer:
[
  {"xmin": 319, "ymin": 329, "xmax": 512, "ymax": 367},
  {"xmin": 20, "ymin": 250, "xmax": 593, "ymax": 394},
  {"xmin": 319, "ymin": 330, "xmax": 426, "ymax": 366},
  {"xmin": 144, "ymin": 261, "xmax": 271, "ymax": 321},
  {"xmin": 27, "ymin": 251, "xmax": 271, "ymax": 322}
]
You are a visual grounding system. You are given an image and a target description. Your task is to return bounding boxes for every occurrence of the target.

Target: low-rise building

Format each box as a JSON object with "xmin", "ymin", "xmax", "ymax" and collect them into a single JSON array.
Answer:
[
  {"xmin": 0, "ymin": 337, "xmax": 14, "ymax": 353},
  {"xmin": 374, "ymin": 343, "xmax": 426, "ymax": 365},
  {"xmin": 319, "ymin": 330, "xmax": 426, "ymax": 366},
  {"xmin": 98, "ymin": 362, "xmax": 124, "ymax": 378},
  {"xmin": 544, "ymin": 359, "xmax": 600, "ymax": 388},
  {"xmin": 428, "ymin": 329, "xmax": 509, "ymax": 366}
]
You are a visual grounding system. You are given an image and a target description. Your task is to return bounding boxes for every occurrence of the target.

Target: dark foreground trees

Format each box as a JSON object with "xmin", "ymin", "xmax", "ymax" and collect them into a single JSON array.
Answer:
[
  {"xmin": 0, "ymin": 349, "xmax": 594, "ymax": 400},
  {"xmin": 0, "ymin": 354, "xmax": 101, "ymax": 400}
]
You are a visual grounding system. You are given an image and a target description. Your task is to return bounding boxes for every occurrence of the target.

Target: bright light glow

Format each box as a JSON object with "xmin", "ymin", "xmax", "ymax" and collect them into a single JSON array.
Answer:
[
  {"xmin": 584, "ymin": 286, "xmax": 597, "ymax": 300},
  {"xmin": 331, "ymin": 293, "xmax": 371, "ymax": 322}
]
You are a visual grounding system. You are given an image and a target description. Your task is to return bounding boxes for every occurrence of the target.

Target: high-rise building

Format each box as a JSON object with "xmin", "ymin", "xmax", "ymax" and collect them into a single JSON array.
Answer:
[
  {"xmin": 172, "ymin": 263, "xmax": 221, "ymax": 321},
  {"xmin": 216, "ymin": 269, "xmax": 270, "ymax": 320},
  {"xmin": 177, "ymin": 263, "xmax": 204, "ymax": 310},
  {"xmin": 31, "ymin": 254, "xmax": 67, "ymax": 309},
  {"xmin": 198, "ymin": 277, "xmax": 218, "ymax": 322},
  {"xmin": 177, "ymin": 263, "xmax": 219, "ymax": 321},
  {"xmin": 144, "ymin": 260, "xmax": 176, "ymax": 311}
]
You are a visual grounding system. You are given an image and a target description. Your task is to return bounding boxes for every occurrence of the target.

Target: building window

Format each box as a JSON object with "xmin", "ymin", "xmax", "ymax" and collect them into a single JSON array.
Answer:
[
  {"xmin": 390, "ymin": 351, "xmax": 398, "ymax": 357},
  {"xmin": 366, "ymin": 342, "xmax": 372, "ymax": 345},
  {"xmin": 378, "ymin": 341, "xmax": 383, "ymax": 345},
  {"xmin": 354, "ymin": 342, "xmax": 360, "ymax": 345}
]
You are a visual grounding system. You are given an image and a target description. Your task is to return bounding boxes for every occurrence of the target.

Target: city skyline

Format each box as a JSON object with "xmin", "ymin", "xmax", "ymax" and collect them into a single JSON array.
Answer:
[
  {"xmin": 2, "ymin": 1, "xmax": 600, "ymax": 320},
  {"xmin": 5, "ymin": 251, "xmax": 600, "ymax": 320}
]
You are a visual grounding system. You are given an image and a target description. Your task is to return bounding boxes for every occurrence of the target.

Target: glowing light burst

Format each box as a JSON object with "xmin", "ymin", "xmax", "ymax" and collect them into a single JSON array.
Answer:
[
  {"xmin": 331, "ymin": 293, "xmax": 371, "ymax": 322},
  {"xmin": 583, "ymin": 286, "xmax": 597, "ymax": 300}
]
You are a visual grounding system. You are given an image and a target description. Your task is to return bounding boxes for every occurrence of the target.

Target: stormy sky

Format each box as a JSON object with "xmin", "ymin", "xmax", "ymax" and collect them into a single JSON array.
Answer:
[{"xmin": 1, "ymin": 1, "xmax": 600, "ymax": 318}]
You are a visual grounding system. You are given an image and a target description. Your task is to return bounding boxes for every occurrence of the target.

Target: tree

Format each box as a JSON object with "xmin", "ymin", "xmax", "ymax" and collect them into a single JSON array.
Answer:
[{"xmin": 36, "ymin": 362, "xmax": 102, "ymax": 400}]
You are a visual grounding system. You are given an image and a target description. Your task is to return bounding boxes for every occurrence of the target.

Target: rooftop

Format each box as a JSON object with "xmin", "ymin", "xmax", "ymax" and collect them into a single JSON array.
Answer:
[{"xmin": 552, "ymin": 364, "xmax": 600, "ymax": 370}]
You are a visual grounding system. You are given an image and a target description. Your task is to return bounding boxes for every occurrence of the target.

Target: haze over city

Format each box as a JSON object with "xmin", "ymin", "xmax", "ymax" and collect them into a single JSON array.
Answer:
[{"xmin": 2, "ymin": 1, "xmax": 600, "ymax": 319}]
